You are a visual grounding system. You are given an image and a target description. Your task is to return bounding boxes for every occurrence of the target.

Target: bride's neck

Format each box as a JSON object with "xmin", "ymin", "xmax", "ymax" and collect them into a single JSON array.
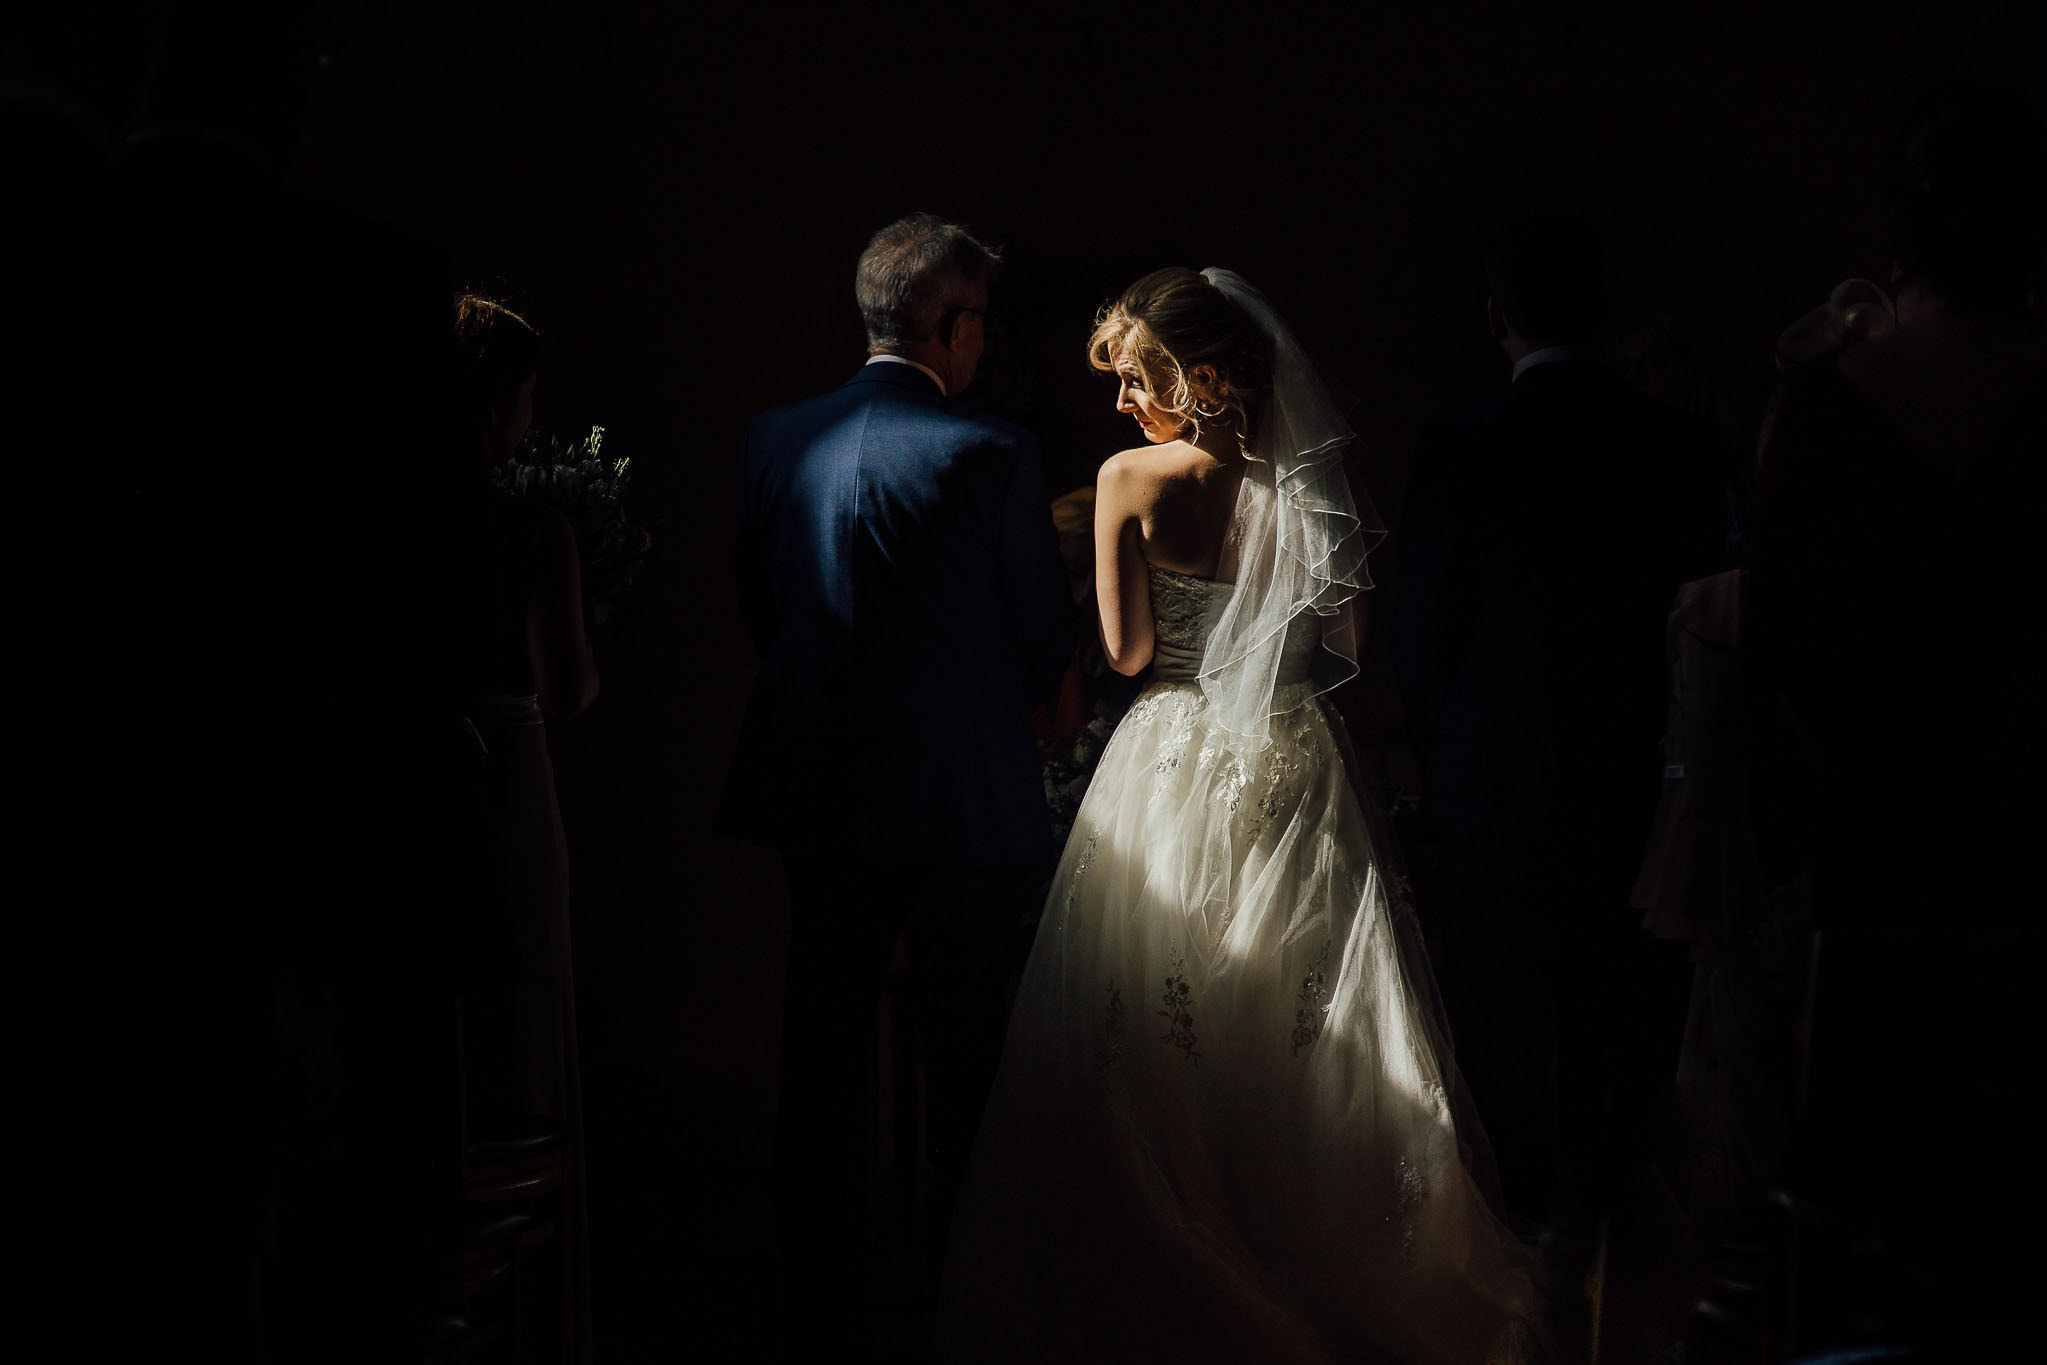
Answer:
[{"xmin": 1189, "ymin": 420, "xmax": 1246, "ymax": 464}]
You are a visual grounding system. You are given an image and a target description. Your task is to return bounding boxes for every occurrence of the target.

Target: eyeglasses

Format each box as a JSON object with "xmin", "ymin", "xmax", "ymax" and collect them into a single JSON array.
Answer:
[{"xmin": 954, "ymin": 306, "xmax": 995, "ymax": 324}]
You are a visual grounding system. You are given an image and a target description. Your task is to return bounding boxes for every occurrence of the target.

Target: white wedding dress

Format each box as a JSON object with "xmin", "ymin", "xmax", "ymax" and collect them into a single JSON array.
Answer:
[
  {"xmin": 938, "ymin": 270, "xmax": 1530, "ymax": 1364},
  {"xmin": 937, "ymin": 563, "xmax": 1532, "ymax": 1363}
]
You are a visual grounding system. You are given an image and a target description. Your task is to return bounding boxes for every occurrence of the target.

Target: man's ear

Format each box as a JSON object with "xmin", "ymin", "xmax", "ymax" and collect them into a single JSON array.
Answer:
[{"xmin": 1485, "ymin": 295, "xmax": 1509, "ymax": 342}]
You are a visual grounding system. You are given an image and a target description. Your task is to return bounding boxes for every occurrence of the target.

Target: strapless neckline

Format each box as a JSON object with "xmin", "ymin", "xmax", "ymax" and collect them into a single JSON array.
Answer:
[{"xmin": 1146, "ymin": 562, "xmax": 1230, "ymax": 587}]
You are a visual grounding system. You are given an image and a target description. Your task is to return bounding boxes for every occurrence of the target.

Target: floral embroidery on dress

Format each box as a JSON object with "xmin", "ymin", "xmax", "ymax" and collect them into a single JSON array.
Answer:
[
  {"xmin": 1291, "ymin": 940, "xmax": 1332, "ymax": 1054},
  {"xmin": 1390, "ymin": 1157, "xmax": 1430, "ymax": 1263},
  {"xmin": 1214, "ymin": 754, "xmax": 1253, "ymax": 814},
  {"xmin": 1398, "ymin": 1157, "xmax": 1428, "ymax": 1210},
  {"xmin": 1058, "ymin": 828, "xmax": 1099, "ymax": 930},
  {"xmin": 1157, "ymin": 946, "xmax": 1199, "ymax": 1063},
  {"xmin": 1146, "ymin": 694, "xmax": 1197, "ymax": 797},
  {"xmin": 1256, "ymin": 744, "xmax": 1304, "ymax": 825},
  {"xmin": 1101, "ymin": 981, "xmax": 1125, "ymax": 1068}
]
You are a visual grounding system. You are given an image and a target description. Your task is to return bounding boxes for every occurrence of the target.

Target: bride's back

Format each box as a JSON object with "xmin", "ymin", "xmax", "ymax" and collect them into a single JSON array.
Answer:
[{"xmin": 1116, "ymin": 439, "xmax": 1247, "ymax": 580}]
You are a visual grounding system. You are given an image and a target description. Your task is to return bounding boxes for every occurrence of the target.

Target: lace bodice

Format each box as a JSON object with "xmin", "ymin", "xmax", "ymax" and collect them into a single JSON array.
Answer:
[{"xmin": 1147, "ymin": 563, "xmax": 1324, "ymax": 686}]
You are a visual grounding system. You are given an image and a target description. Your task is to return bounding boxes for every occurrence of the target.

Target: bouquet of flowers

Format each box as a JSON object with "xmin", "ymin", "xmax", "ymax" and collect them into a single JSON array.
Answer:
[{"xmin": 490, "ymin": 424, "xmax": 654, "ymax": 627}]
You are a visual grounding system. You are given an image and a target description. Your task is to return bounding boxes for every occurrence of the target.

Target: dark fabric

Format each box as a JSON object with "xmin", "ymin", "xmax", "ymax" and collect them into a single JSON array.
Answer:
[
  {"xmin": 449, "ymin": 491, "xmax": 549, "ymax": 699},
  {"xmin": 1789, "ymin": 933, "xmax": 2033, "ymax": 1356},
  {"xmin": 771, "ymin": 856, "xmax": 1040, "ymax": 1330},
  {"xmin": 1749, "ymin": 355, "xmax": 2043, "ymax": 943},
  {"xmin": 719, "ymin": 364, "xmax": 1076, "ymax": 866},
  {"xmin": 1748, "ymin": 342, "xmax": 2044, "ymax": 1352},
  {"xmin": 1392, "ymin": 360, "xmax": 1729, "ymax": 847},
  {"xmin": 1391, "ymin": 358, "xmax": 1727, "ymax": 1229}
]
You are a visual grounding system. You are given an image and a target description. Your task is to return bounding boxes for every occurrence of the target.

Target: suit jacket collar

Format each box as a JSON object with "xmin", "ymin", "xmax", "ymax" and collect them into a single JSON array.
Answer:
[{"xmin": 848, "ymin": 358, "xmax": 944, "ymax": 399}]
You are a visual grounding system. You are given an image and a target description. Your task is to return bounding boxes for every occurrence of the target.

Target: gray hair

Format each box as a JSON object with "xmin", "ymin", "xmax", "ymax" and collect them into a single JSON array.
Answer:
[{"xmin": 855, "ymin": 213, "xmax": 1001, "ymax": 352}]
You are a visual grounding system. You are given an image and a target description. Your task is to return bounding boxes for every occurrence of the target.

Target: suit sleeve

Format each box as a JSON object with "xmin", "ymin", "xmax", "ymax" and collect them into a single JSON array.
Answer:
[
  {"xmin": 1388, "ymin": 422, "xmax": 1472, "ymax": 778},
  {"xmin": 997, "ymin": 432, "xmax": 1078, "ymax": 705},
  {"xmin": 733, "ymin": 428, "xmax": 778, "ymax": 659}
]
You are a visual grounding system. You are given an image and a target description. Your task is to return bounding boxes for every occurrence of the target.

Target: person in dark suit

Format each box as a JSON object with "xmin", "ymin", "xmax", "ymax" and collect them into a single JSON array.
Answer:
[
  {"xmin": 718, "ymin": 213, "xmax": 1074, "ymax": 1339},
  {"xmin": 1748, "ymin": 82, "xmax": 2044, "ymax": 1356},
  {"xmin": 1390, "ymin": 212, "xmax": 1726, "ymax": 1256}
]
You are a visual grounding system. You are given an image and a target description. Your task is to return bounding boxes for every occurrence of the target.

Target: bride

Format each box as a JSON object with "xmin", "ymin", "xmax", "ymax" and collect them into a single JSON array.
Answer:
[{"xmin": 937, "ymin": 269, "xmax": 1532, "ymax": 1363}]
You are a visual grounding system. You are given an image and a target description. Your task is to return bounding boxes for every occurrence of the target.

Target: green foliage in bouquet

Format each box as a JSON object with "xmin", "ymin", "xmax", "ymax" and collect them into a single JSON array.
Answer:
[{"xmin": 490, "ymin": 424, "xmax": 655, "ymax": 626}]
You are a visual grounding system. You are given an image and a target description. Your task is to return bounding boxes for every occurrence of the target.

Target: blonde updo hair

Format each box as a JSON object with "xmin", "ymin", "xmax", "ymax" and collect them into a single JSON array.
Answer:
[{"xmin": 1088, "ymin": 267, "xmax": 1272, "ymax": 444}]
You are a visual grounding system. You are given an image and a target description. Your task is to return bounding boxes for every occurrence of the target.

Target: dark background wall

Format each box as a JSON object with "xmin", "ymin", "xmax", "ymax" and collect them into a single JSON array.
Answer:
[{"xmin": 14, "ymin": 2, "xmax": 2043, "ymax": 1353}]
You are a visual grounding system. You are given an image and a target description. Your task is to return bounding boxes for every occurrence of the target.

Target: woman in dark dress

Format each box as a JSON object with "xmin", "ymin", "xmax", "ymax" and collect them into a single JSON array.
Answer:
[{"xmin": 452, "ymin": 294, "xmax": 599, "ymax": 1360}]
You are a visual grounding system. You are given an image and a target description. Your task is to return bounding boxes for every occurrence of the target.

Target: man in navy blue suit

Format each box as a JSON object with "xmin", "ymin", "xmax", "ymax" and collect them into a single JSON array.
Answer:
[
  {"xmin": 720, "ymin": 213, "xmax": 1074, "ymax": 1332},
  {"xmin": 1391, "ymin": 213, "xmax": 1725, "ymax": 1258}
]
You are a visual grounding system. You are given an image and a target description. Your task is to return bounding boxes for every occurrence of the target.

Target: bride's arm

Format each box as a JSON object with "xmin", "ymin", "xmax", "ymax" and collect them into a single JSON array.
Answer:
[{"xmin": 1093, "ymin": 451, "xmax": 1154, "ymax": 676}]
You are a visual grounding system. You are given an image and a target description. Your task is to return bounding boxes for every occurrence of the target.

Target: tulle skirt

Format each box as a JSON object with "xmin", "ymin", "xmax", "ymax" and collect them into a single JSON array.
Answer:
[{"xmin": 938, "ymin": 680, "xmax": 1531, "ymax": 1363}]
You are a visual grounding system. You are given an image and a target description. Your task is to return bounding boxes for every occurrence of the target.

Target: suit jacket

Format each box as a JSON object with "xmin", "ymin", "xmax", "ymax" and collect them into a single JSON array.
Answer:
[
  {"xmin": 719, "ymin": 362, "xmax": 1075, "ymax": 866},
  {"xmin": 1391, "ymin": 359, "xmax": 1726, "ymax": 865}
]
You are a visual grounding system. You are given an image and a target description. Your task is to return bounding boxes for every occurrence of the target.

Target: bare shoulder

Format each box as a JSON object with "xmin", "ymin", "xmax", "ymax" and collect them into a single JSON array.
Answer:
[{"xmin": 1097, "ymin": 441, "xmax": 1203, "ymax": 502}]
